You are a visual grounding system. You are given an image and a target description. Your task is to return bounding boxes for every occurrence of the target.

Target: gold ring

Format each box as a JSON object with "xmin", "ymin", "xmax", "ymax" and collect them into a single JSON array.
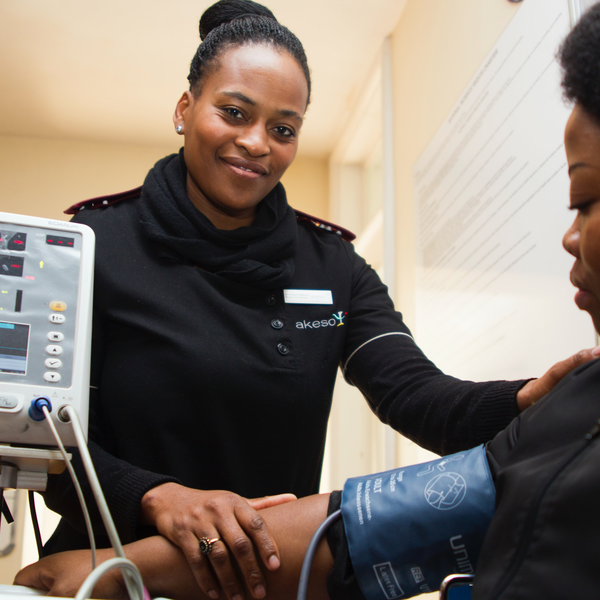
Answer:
[{"xmin": 199, "ymin": 536, "xmax": 220, "ymax": 556}]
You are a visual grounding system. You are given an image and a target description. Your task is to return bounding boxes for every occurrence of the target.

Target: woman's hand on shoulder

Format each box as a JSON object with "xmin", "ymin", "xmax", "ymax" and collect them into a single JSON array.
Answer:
[
  {"xmin": 140, "ymin": 483, "xmax": 296, "ymax": 600},
  {"xmin": 516, "ymin": 346, "xmax": 600, "ymax": 410}
]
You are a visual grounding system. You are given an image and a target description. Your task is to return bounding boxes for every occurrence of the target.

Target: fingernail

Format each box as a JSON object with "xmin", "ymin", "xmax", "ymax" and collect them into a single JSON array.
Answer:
[
  {"xmin": 208, "ymin": 591, "xmax": 218, "ymax": 599},
  {"xmin": 592, "ymin": 345, "xmax": 600, "ymax": 356},
  {"xmin": 268, "ymin": 555, "xmax": 280, "ymax": 570},
  {"xmin": 254, "ymin": 585, "xmax": 266, "ymax": 599},
  {"xmin": 233, "ymin": 595, "xmax": 244, "ymax": 600}
]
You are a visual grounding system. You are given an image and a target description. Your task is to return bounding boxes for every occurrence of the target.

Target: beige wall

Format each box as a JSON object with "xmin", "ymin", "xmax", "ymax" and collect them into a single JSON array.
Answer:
[
  {"xmin": 0, "ymin": 136, "xmax": 179, "ymax": 220},
  {"xmin": 0, "ymin": 136, "xmax": 328, "ymax": 222},
  {"xmin": 281, "ymin": 155, "xmax": 329, "ymax": 218},
  {"xmin": 390, "ymin": 0, "xmax": 522, "ymax": 332}
]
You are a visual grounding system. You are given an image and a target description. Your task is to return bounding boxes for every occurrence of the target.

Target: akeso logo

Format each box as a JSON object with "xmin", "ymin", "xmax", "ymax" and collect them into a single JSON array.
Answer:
[{"xmin": 296, "ymin": 311, "xmax": 347, "ymax": 330}]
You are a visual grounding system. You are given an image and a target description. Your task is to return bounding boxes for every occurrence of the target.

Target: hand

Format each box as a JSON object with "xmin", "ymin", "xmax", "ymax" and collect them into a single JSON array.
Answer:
[
  {"xmin": 140, "ymin": 483, "xmax": 296, "ymax": 600},
  {"xmin": 516, "ymin": 346, "xmax": 600, "ymax": 411},
  {"xmin": 14, "ymin": 548, "xmax": 127, "ymax": 599}
]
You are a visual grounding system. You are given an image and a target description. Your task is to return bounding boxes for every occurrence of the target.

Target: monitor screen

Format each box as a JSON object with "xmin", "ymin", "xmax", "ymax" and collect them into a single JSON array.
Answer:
[{"xmin": 0, "ymin": 322, "xmax": 29, "ymax": 374}]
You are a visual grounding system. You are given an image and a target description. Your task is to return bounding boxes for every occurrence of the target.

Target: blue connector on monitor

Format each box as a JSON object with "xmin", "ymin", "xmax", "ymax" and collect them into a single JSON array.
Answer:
[{"xmin": 29, "ymin": 397, "xmax": 51, "ymax": 422}]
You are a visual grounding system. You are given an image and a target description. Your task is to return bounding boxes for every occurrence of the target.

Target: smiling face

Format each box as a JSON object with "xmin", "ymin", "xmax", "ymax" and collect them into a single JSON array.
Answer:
[
  {"xmin": 173, "ymin": 43, "xmax": 309, "ymax": 230},
  {"xmin": 563, "ymin": 104, "xmax": 600, "ymax": 333}
]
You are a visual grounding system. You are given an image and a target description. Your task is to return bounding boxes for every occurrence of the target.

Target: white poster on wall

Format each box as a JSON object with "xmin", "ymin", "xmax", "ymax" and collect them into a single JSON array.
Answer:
[{"xmin": 413, "ymin": 0, "xmax": 595, "ymax": 382}]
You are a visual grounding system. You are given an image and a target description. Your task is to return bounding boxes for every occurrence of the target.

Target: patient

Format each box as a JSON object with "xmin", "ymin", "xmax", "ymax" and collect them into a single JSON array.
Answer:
[{"xmin": 14, "ymin": 5, "xmax": 600, "ymax": 600}]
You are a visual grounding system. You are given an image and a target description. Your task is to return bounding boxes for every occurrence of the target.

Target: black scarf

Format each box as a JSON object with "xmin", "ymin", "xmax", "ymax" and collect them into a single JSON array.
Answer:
[{"xmin": 139, "ymin": 151, "xmax": 297, "ymax": 289}]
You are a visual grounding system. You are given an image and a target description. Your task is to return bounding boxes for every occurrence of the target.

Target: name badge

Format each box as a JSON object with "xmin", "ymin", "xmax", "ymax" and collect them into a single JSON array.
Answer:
[{"xmin": 283, "ymin": 289, "xmax": 333, "ymax": 305}]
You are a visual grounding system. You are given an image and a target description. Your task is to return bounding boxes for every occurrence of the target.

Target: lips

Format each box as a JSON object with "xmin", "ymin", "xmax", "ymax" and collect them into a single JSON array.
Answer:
[
  {"xmin": 570, "ymin": 269, "xmax": 596, "ymax": 310},
  {"xmin": 221, "ymin": 156, "xmax": 268, "ymax": 177},
  {"xmin": 570, "ymin": 270, "xmax": 587, "ymax": 291}
]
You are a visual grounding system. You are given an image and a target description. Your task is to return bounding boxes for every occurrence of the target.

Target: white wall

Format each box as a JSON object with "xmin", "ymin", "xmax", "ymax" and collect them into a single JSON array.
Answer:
[
  {"xmin": 390, "ymin": 0, "xmax": 522, "ymax": 331},
  {"xmin": 323, "ymin": 0, "xmax": 528, "ymax": 498}
]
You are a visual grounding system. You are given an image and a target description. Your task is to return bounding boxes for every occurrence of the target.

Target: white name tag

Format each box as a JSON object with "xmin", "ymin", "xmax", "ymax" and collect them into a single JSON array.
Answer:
[{"xmin": 283, "ymin": 289, "xmax": 333, "ymax": 305}]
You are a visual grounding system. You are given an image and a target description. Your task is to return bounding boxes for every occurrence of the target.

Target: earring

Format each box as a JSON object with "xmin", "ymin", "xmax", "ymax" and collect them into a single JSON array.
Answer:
[{"xmin": 176, "ymin": 125, "xmax": 183, "ymax": 134}]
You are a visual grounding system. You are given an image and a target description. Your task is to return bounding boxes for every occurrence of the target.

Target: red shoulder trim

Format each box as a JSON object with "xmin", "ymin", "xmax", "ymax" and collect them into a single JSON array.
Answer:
[
  {"xmin": 65, "ymin": 193, "xmax": 356, "ymax": 243},
  {"xmin": 64, "ymin": 186, "xmax": 142, "ymax": 215},
  {"xmin": 294, "ymin": 209, "xmax": 356, "ymax": 242}
]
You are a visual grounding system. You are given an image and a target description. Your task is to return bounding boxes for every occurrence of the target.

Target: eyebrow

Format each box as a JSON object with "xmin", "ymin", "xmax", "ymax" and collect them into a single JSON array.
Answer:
[
  {"xmin": 222, "ymin": 90, "xmax": 256, "ymax": 105},
  {"xmin": 221, "ymin": 90, "xmax": 304, "ymax": 125}
]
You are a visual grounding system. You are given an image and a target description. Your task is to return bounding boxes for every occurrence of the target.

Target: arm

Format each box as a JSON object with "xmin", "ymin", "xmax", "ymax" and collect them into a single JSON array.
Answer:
[
  {"xmin": 139, "ymin": 484, "xmax": 296, "ymax": 600},
  {"xmin": 15, "ymin": 495, "xmax": 333, "ymax": 600},
  {"xmin": 341, "ymin": 245, "xmax": 597, "ymax": 455},
  {"xmin": 18, "ymin": 447, "xmax": 498, "ymax": 600}
]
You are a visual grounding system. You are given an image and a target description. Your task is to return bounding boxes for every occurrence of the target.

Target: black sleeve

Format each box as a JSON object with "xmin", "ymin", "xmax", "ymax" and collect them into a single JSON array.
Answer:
[
  {"xmin": 341, "ymin": 244, "xmax": 524, "ymax": 456},
  {"xmin": 43, "ymin": 440, "xmax": 179, "ymax": 546},
  {"xmin": 326, "ymin": 491, "xmax": 365, "ymax": 600},
  {"xmin": 42, "ymin": 307, "xmax": 179, "ymax": 551}
]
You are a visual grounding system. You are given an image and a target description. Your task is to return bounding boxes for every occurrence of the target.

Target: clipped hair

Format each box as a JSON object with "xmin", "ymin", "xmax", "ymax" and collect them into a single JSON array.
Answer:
[
  {"xmin": 188, "ymin": 0, "xmax": 311, "ymax": 105},
  {"xmin": 559, "ymin": 2, "xmax": 600, "ymax": 124}
]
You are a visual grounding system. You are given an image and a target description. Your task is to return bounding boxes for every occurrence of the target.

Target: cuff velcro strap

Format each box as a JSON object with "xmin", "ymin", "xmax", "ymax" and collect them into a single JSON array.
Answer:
[{"xmin": 341, "ymin": 445, "xmax": 495, "ymax": 600}]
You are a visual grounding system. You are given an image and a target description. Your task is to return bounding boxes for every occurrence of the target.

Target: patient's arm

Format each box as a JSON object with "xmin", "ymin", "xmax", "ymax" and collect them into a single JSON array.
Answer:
[{"xmin": 15, "ymin": 494, "xmax": 333, "ymax": 600}]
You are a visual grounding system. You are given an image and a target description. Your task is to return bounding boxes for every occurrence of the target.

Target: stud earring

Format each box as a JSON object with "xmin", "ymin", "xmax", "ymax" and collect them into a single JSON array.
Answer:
[{"xmin": 176, "ymin": 125, "xmax": 183, "ymax": 134}]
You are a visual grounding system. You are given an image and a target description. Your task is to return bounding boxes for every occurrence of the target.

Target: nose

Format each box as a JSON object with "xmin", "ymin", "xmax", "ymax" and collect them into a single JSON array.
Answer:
[
  {"xmin": 235, "ymin": 123, "xmax": 270, "ymax": 157},
  {"xmin": 563, "ymin": 216, "xmax": 581, "ymax": 258}
]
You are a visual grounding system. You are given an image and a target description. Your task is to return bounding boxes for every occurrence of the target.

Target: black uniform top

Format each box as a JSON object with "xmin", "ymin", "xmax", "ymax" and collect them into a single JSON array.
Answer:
[{"xmin": 43, "ymin": 159, "xmax": 523, "ymax": 553}]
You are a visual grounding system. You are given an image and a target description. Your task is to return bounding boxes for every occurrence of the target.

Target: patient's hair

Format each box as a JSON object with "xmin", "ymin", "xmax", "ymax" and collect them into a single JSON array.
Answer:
[
  {"xmin": 188, "ymin": 0, "xmax": 311, "ymax": 104},
  {"xmin": 559, "ymin": 2, "xmax": 600, "ymax": 124}
]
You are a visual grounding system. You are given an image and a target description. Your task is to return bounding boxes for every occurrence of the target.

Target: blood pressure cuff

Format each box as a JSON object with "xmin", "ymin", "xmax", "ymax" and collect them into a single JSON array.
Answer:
[{"xmin": 341, "ymin": 445, "xmax": 495, "ymax": 600}]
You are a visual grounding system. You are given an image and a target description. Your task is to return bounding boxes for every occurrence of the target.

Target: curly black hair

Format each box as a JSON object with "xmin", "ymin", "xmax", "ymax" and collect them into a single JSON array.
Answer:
[
  {"xmin": 559, "ymin": 2, "xmax": 600, "ymax": 123},
  {"xmin": 188, "ymin": 0, "xmax": 311, "ymax": 105}
]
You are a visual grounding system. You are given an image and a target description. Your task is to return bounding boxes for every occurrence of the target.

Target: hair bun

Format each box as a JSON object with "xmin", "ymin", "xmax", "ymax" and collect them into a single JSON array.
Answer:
[{"xmin": 199, "ymin": 0, "xmax": 277, "ymax": 40}]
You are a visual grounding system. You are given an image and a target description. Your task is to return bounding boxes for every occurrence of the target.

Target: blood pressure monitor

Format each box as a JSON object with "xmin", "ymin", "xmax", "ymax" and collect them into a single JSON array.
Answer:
[{"xmin": 0, "ymin": 212, "xmax": 94, "ymax": 449}]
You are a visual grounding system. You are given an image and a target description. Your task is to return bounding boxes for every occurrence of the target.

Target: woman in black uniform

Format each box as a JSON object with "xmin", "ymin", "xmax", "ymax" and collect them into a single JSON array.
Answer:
[{"xmin": 38, "ymin": 1, "xmax": 596, "ymax": 600}]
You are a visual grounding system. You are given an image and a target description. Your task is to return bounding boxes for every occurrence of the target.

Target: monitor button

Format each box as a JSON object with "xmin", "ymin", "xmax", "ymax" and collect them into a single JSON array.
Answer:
[
  {"xmin": 0, "ymin": 395, "xmax": 18, "ymax": 409},
  {"xmin": 44, "ymin": 358, "xmax": 62, "ymax": 369},
  {"xmin": 43, "ymin": 372, "xmax": 62, "ymax": 383}
]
